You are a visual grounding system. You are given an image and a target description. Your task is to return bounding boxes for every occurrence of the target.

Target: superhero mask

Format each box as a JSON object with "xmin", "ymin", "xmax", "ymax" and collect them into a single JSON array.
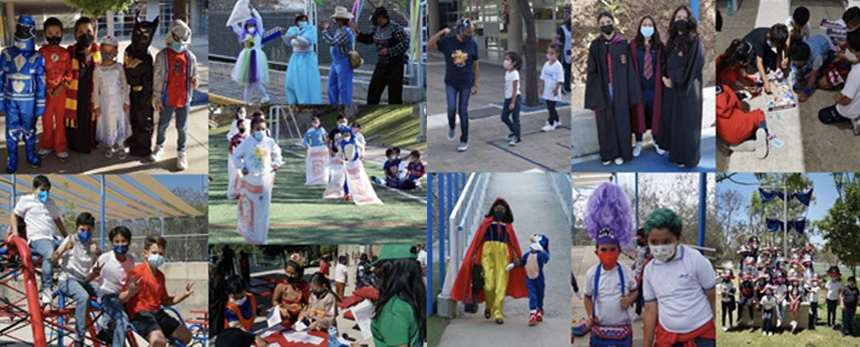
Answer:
[{"xmin": 130, "ymin": 12, "xmax": 159, "ymax": 56}]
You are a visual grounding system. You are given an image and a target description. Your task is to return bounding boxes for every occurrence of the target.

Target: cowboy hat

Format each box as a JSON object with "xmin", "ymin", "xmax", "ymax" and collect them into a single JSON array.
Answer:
[{"xmin": 331, "ymin": 6, "xmax": 355, "ymax": 20}]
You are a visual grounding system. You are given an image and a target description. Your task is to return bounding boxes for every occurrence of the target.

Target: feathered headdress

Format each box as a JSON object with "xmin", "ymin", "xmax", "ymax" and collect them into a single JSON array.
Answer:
[{"xmin": 584, "ymin": 182, "xmax": 633, "ymax": 248}]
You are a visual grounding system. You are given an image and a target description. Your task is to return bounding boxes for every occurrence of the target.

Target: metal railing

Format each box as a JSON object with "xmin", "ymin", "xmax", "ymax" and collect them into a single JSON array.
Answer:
[{"xmin": 269, "ymin": 105, "xmax": 302, "ymax": 144}]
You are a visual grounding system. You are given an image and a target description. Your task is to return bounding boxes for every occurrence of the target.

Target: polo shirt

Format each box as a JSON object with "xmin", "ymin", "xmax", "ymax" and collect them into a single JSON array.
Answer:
[
  {"xmin": 643, "ymin": 244, "xmax": 716, "ymax": 333},
  {"xmin": 584, "ymin": 262, "xmax": 637, "ymax": 326}
]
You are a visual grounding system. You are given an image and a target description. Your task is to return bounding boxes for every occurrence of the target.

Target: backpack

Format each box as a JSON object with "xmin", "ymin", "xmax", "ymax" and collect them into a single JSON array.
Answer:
[{"xmin": 590, "ymin": 265, "xmax": 632, "ymax": 347}]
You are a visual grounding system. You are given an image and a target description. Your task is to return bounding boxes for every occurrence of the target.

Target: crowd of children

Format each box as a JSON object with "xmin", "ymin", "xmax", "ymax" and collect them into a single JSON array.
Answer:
[
  {"xmin": 720, "ymin": 236, "xmax": 859, "ymax": 337},
  {"xmin": 584, "ymin": 5, "xmax": 705, "ymax": 167},
  {"xmin": 2, "ymin": 15, "xmax": 199, "ymax": 172},
  {"xmin": 8, "ymin": 175, "xmax": 197, "ymax": 347}
]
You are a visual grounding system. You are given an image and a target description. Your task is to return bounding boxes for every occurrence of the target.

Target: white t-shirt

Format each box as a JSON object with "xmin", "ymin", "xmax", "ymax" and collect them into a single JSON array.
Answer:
[
  {"xmin": 826, "ymin": 280, "xmax": 842, "ymax": 300},
  {"xmin": 785, "ymin": 16, "xmax": 812, "ymax": 42},
  {"xmin": 642, "ymin": 245, "xmax": 716, "ymax": 334},
  {"xmin": 760, "ymin": 295, "xmax": 777, "ymax": 310},
  {"xmin": 504, "ymin": 70, "xmax": 520, "ymax": 99},
  {"xmin": 719, "ymin": 281, "xmax": 735, "ymax": 302},
  {"xmin": 334, "ymin": 263, "xmax": 348, "ymax": 283},
  {"xmin": 775, "ymin": 283, "xmax": 787, "ymax": 301},
  {"xmin": 417, "ymin": 249, "xmax": 427, "ymax": 268},
  {"xmin": 97, "ymin": 251, "xmax": 135, "ymax": 298},
  {"xmin": 58, "ymin": 235, "xmax": 97, "ymax": 282},
  {"xmin": 807, "ymin": 285, "xmax": 819, "ymax": 302},
  {"xmin": 837, "ymin": 63, "xmax": 860, "ymax": 119},
  {"xmin": 541, "ymin": 61, "xmax": 565, "ymax": 101},
  {"xmin": 583, "ymin": 262, "xmax": 636, "ymax": 326},
  {"xmin": 13, "ymin": 194, "xmax": 60, "ymax": 242}
]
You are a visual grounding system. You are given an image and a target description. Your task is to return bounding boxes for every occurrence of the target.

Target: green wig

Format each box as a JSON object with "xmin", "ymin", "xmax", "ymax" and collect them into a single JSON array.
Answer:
[{"xmin": 643, "ymin": 208, "xmax": 682, "ymax": 237}]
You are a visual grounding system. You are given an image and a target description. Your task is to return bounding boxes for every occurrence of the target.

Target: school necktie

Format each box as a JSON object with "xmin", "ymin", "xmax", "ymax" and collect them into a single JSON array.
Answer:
[{"xmin": 643, "ymin": 43, "xmax": 653, "ymax": 80}]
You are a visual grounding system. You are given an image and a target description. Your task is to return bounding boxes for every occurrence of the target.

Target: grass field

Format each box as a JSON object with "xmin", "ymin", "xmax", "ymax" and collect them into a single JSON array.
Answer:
[{"xmin": 208, "ymin": 137, "xmax": 426, "ymax": 244}]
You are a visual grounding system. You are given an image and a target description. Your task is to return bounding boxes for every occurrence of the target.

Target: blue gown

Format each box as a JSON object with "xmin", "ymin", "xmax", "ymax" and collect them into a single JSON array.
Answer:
[{"xmin": 284, "ymin": 24, "xmax": 323, "ymax": 104}]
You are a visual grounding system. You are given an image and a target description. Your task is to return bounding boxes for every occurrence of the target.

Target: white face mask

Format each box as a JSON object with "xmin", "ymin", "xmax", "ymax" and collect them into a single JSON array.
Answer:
[
  {"xmin": 651, "ymin": 243, "xmax": 677, "ymax": 263},
  {"xmin": 230, "ymin": 296, "xmax": 248, "ymax": 306}
]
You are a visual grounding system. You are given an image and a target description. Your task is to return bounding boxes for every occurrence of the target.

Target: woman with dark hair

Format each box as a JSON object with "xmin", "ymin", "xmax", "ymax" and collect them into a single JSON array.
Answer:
[
  {"xmin": 450, "ymin": 198, "xmax": 528, "ymax": 324},
  {"xmin": 630, "ymin": 15, "xmax": 665, "ymax": 157},
  {"xmin": 283, "ymin": 13, "xmax": 323, "ymax": 104},
  {"xmin": 370, "ymin": 245, "xmax": 426, "ymax": 347},
  {"xmin": 351, "ymin": 6, "xmax": 410, "ymax": 104},
  {"xmin": 585, "ymin": 11, "xmax": 642, "ymax": 166},
  {"xmin": 272, "ymin": 258, "xmax": 310, "ymax": 329},
  {"xmin": 297, "ymin": 272, "xmax": 338, "ymax": 331},
  {"xmin": 320, "ymin": 7, "xmax": 355, "ymax": 104},
  {"xmin": 657, "ymin": 5, "xmax": 705, "ymax": 168}
]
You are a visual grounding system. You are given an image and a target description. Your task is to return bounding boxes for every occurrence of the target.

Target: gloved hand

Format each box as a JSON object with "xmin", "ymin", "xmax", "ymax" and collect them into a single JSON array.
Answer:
[
  {"xmin": 530, "ymin": 242, "xmax": 544, "ymax": 253},
  {"xmin": 505, "ymin": 263, "xmax": 515, "ymax": 272}
]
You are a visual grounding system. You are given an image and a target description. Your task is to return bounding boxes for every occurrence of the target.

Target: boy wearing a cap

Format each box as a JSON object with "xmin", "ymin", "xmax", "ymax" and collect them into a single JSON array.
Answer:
[{"xmin": 642, "ymin": 208, "xmax": 716, "ymax": 347}]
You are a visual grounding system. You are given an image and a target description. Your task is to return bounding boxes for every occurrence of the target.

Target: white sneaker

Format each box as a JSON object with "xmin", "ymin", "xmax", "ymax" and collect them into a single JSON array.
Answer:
[
  {"xmin": 447, "ymin": 129, "xmax": 455, "ymax": 141},
  {"xmin": 38, "ymin": 148, "xmax": 52, "ymax": 158},
  {"xmin": 457, "ymin": 142, "xmax": 468, "ymax": 152},
  {"xmin": 177, "ymin": 151, "xmax": 187, "ymax": 170},
  {"xmin": 723, "ymin": 326, "xmax": 728, "ymax": 332},
  {"xmin": 853, "ymin": 119, "xmax": 860, "ymax": 136},
  {"xmin": 541, "ymin": 122, "xmax": 553, "ymax": 132},
  {"xmin": 601, "ymin": 160, "xmax": 611, "ymax": 166},
  {"xmin": 755, "ymin": 128, "xmax": 768, "ymax": 159},
  {"xmin": 675, "ymin": 162, "xmax": 685, "ymax": 168},
  {"xmin": 260, "ymin": 96, "xmax": 270, "ymax": 104},
  {"xmin": 574, "ymin": 290, "xmax": 583, "ymax": 300},
  {"xmin": 763, "ymin": 331, "xmax": 767, "ymax": 336},
  {"xmin": 769, "ymin": 332, "xmax": 773, "ymax": 336},
  {"xmin": 633, "ymin": 141, "xmax": 643, "ymax": 157},
  {"xmin": 777, "ymin": 318, "xmax": 782, "ymax": 327},
  {"xmin": 552, "ymin": 120, "xmax": 560, "ymax": 130},
  {"xmin": 150, "ymin": 145, "xmax": 165, "ymax": 162},
  {"xmin": 655, "ymin": 143, "xmax": 666, "ymax": 155},
  {"xmin": 791, "ymin": 320, "xmax": 797, "ymax": 333},
  {"xmin": 614, "ymin": 157, "xmax": 623, "ymax": 165},
  {"xmin": 40, "ymin": 290, "xmax": 52, "ymax": 306}
]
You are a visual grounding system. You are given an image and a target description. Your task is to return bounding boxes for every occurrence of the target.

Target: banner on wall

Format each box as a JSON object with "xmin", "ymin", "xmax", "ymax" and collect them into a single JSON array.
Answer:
[
  {"xmin": 237, "ymin": 171, "xmax": 275, "ymax": 244},
  {"xmin": 305, "ymin": 146, "xmax": 329, "ymax": 186}
]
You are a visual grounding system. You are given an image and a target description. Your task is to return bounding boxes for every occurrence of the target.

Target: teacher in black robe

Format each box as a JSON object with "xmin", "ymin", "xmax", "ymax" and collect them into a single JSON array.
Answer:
[
  {"xmin": 585, "ymin": 11, "xmax": 642, "ymax": 165},
  {"xmin": 658, "ymin": 5, "xmax": 704, "ymax": 168}
]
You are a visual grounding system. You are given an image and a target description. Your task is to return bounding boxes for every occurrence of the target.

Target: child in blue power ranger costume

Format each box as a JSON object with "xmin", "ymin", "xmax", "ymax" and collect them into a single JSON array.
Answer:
[
  {"xmin": 507, "ymin": 233, "xmax": 550, "ymax": 326},
  {"xmin": 2, "ymin": 15, "xmax": 46, "ymax": 173}
]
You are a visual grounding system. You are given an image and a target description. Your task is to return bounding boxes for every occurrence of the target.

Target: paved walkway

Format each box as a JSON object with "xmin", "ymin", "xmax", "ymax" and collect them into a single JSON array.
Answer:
[
  {"xmin": 426, "ymin": 56, "xmax": 571, "ymax": 172},
  {"xmin": 437, "ymin": 173, "xmax": 571, "ymax": 347}
]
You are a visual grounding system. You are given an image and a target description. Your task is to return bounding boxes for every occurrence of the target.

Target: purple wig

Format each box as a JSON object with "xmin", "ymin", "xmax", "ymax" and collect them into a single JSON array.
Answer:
[
  {"xmin": 583, "ymin": 182, "xmax": 634, "ymax": 248},
  {"xmin": 243, "ymin": 17, "xmax": 258, "ymax": 38}
]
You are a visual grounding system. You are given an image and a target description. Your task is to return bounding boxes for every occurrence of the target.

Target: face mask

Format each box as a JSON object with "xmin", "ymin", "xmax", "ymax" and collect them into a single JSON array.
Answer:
[
  {"xmin": 238, "ymin": 127, "xmax": 246, "ymax": 134},
  {"xmin": 254, "ymin": 130, "xmax": 265, "ymax": 141},
  {"xmin": 597, "ymin": 249, "xmax": 620, "ymax": 268},
  {"xmin": 493, "ymin": 210, "xmax": 504, "ymax": 220},
  {"xmin": 768, "ymin": 41, "xmax": 778, "ymax": 54},
  {"xmin": 351, "ymin": 127, "xmax": 360, "ymax": 134},
  {"xmin": 637, "ymin": 239, "xmax": 645, "ymax": 247},
  {"xmin": 299, "ymin": 21, "xmax": 309, "ymax": 29},
  {"xmin": 600, "ymin": 24, "xmax": 614, "ymax": 35},
  {"xmin": 37, "ymin": 190, "xmax": 49, "ymax": 203},
  {"xmin": 171, "ymin": 43, "xmax": 187, "ymax": 53},
  {"xmin": 248, "ymin": 27, "xmax": 257, "ymax": 35},
  {"xmin": 640, "ymin": 26, "xmax": 654, "ymax": 38},
  {"xmin": 46, "ymin": 36, "xmax": 62, "ymax": 46},
  {"xmin": 102, "ymin": 52, "xmax": 116, "ymax": 61},
  {"xmin": 767, "ymin": 291, "xmax": 773, "ymax": 296},
  {"xmin": 343, "ymin": 135, "xmax": 352, "ymax": 142},
  {"xmin": 77, "ymin": 33, "xmax": 94, "ymax": 47},
  {"xmin": 312, "ymin": 288, "xmax": 327, "ymax": 297},
  {"xmin": 237, "ymin": 111, "xmax": 247, "ymax": 119},
  {"xmin": 651, "ymin": 243, "xmax": 677, "ymax": 262},
  {"xmin": 312, "ymin": 124, "xmax": 320, "ymax": 129},
  {"xmin": 78, "ymin": 231, "xmax": 91, "ymax": 244},
  {"xmin": 462, "ymin": 34, "xmax": 473, "ymax": 43},
  {"xmin": 113, "ymin": 244, "xmax": 129, "ymax": 255},
  {"xmin": 147, "ymin": 254, "xmax": 165, "ymax": 268},
  {"xmin": 547, "ymin": 53, "xmax": 556, "ymax": 61},
  {"xmin": 286, "ymin": 275, "xmax": 299, "ymax": 283},
  {"xmin": 673, "ymin": 20, "xmax": 689, "ymax": 33},
  {"xmin": 503, "ymin": 60, "xmax": 512, "ymax": 70},
  {"xmin": 230, "ymin": 296, "xmax": 248, "ymax": 306}
]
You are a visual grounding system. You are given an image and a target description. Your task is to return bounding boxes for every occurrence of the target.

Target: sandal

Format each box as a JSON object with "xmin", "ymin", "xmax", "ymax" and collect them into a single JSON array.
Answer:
[{"xmin": 116, "ymin": 146, "xmax": 127, "ymax": 160}]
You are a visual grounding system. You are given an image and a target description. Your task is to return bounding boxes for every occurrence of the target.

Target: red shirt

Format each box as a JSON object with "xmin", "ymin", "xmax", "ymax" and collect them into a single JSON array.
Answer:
[
  {"xmin": 166, "ymin": 50, "xmax": 188, "ymax": 108},
  {"xmin": 408, "ymin": 161, "xmax": 425, "ymax": 178},
  {"xmin": 39, "ymin": 45, "xmax": 72, "ymax": 90},
  {"xmin": 319, "ymin": 262, "xmax": 330, "ymax": 278},
  {"xmin": 124, "ymin": 263, "xmax": 169, "ymax": 319}
]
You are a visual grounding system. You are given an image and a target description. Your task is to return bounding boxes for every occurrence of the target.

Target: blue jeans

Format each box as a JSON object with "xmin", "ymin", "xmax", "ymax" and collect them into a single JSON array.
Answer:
[
  {"xmin": 327, "ymin": 55, "xmax": 353, "ymax": 105},
  {"xmin": 31, "ymin": 238, "xmax": 58, "ymax": 292},
  {"xmin": 810, "ymin": 301, "xmax": 818, "ymax": 328},
  {"xmin": 828, "ymin": 299, "xmax": 839, "ymax": 325},
  {"xmin": 59, "ymin": 278, "xmax": 99, "ymax": 342},
  {"xmin": 500, "ymin": 96, "xmax": 521, "ymax": 141},
  {"xmin": 445, "ymin": 85, "xmax": 471, "ymax": 143},
  {"xmin": 763, "ymin": 309, "xmax": 774, "ymax": 333},
  {"xmin": 100, "ymin": 294, "xmax": 129, "ymax": 347},
  {"xmin": 526, "ymin": 277, "xmax": 545, "ymax": 311},
  {"xmin": 156, "ymin": 106, "xmax": 188, "ymax": 151}
]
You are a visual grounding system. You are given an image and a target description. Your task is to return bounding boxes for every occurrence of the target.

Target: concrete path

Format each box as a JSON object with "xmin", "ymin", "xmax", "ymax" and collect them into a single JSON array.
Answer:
[
  {"xmin": 571, "ymin": 245, "xmax": 645, "ymax": 347},
  {"xmin": 426, "ymin": 56, "xmax": 571, "ymax": 172},
  {"xmin": 436, "ymin": 173, "xmax": 571, "ymax": 347}
]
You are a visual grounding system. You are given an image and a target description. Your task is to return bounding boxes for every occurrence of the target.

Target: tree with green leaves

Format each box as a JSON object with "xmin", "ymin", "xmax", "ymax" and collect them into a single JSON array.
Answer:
[{"xmin": 818, "ymin": 174, "xmax": 860, "ymax": 277}]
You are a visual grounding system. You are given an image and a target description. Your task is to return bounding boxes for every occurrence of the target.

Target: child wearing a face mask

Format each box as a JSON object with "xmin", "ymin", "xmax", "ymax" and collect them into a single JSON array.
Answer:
[
  {"xmin": 227, "ymin": 117, "xmax": 249, "ymax": 199},
  {"xmin": 351, "ymin": 121, "xmax": 366, "ymax": 159},
  {"xmin": 231, "ymin": 3, "xmax": 271, "ymax": 105},
  {"xmin": 630, "ymin": 16, "xmax": 664, "ymax": 157},
  {"xmin": 93, "ymin": 35, "xmax": 131, "ymax": 159},
  {"xmin": 94, "ymin": 226, "xmax": 135, "ymax": 347},
  {"xmin": 225, "ymin": 275, "xmax": 264, "ymax": 344},
  {"xmin": 581, "ymin": 182, "xmax": 636, "ymax": 345},
  {"xmin": 641, "ymin": 208, "xmax": 716, "ymax": 347},
  {"xmin": 719, "ymin": 269, "xmax": 736, "ymax": 331},
  {"xmin": 126, "ymin": 234, "xmax": 196, "ymax": 347},
  {"xmin": 842, "ymin": 276, "xmax": 859, "ymax": 336},
  {"xmin": 283, "ymin": 14, "xmax": 323, "ymax": 105},
  {"xmin": 65, "ymin": 16, "xmax": 100, "ymax": 154},
  {"xmin": 742, "ymin": 24, "xmax": 789, "ymax": 95},
  {"xmin": 297, "ymin": 272, "xmax": 339, "ymax": 331},
  {"xmin": 11, "ymin": 175, "xmax": 67, "ymax": 305},
  {"xmin": 273, "ymin": 258, "xmax": 310, "ymax": 329},
  {"xmin": 789, "ymin": 34, "xmax": 838, "ymax": 102},
  {"xmin": 399, "ymin": 150, "xmax": 425, "ymax": 190},
  {"xmin": 303, "ymin": 117, "xmax": 327, "ymax": 150},
  {"xmin": 52, "ymin": 212, "xmax": 100, "ymax": 347},
  {"xmin": 233, "ymin": 116, "xmax": 283, "ymax": 177},
  {"xmin": 501, "ymin": 51, "xmax": 522, "ymax": 145},
  {"xmin": 506, "ymin": 233, "xmax": 550, "ymax": 326},
  {"xmin": 379, "ymin": 147, "xmax": 402, "ymax": 188},
  {"xmin": 226, "ymin": 106, "xmax": 247, "ymax": 141},
  {"xmin": 540, "ymin": 44, "xmax": 565, "ymax": 134},
  {"xmin": 39, "ymin": 17, "xmax": 72, "ymax": 162},
  {"xmin": 818, "ymin": 29, "xmax": 860, "ymax": 134},
  {"xmin": 737, "ymin": 272, "xmax": 756, "ymax": 327},
  {"xmin": 826, "ymin": 266, "xmax": 842, "ymax": 328},
  {"xmin": 760, "ymin": 288, "xmax": 777, "ymax": 336}
]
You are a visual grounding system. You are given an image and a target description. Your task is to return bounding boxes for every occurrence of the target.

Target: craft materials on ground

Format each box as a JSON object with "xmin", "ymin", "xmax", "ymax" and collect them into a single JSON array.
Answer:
[
  {"xmin": 282, "ymin": 331, "xmax": 324, "ymax": 345},
  {"xmin": 767, "ymin": 71, "xmax": 797, "ymax": 112}
]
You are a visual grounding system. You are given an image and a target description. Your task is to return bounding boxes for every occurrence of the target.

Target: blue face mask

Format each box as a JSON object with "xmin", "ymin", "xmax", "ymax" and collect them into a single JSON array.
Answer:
[
  {"xmin": 37, "ymin": 190, "xmax": 49, "ymax": 203},
  {"xmin": 147, "ymin": 254, "xmax": 165, "ymax": 268},
  {"xmin": 113, "ymin": 244, "xmax": 129, "ymax": 255},
  {"xmin": 299, "ymin": 21, "xmax": 309, "ymax": 29},
  {"xmin": 493, "ymin": 210, "xmax": 504, "ymax": 220},
  {"xmin": 78, "ymin": 231, "xmax": 91, "ymax": 244},
  {"xmin": 254, "ymin": 130, "xmax": 265, "ymax": 141},
  {"xmin": 640, "ymin": 26, "xmax": 654, "ymax": 38},
  {"xmin": 171, "ymin": 43, "xmax": 187, "ymax": 53}
]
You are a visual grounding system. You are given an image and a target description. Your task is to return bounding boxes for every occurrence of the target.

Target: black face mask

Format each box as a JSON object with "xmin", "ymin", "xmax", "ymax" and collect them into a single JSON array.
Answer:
[
  {"xmin": 77, "ymin": 33, "xmax": 94, "ymax": 47},
  {"xmin": 600, "ymin": 24, "xmax": 614, "ymax": 35},
  {"xmin": 286, "ymin": 275, "xmax": 299, "ymax": 283},
  {"xmin": 46, "ymin": 36, "xmax": 62, "ymax": 46},
  {"xmin": 238, "ymin": 127, "xmax": 246, "ymax": 134},
  {"xmin": 673, "ymin": 20, "xmax": 690, "ymax": 33},
  {"xmin": 312, "ymin": 289, "xmax": 327, "ymax": 298},
  {"xmin": 493, "ymin": 210, "xmax": 504, "ymax": 220},
  {"xmin": 15, "ymin": 24, "xmax": 34, "ymax": 40}
]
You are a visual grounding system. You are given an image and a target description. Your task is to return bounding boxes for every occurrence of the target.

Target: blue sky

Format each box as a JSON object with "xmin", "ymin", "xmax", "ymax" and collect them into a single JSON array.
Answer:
[{"xmin": 717, "ymin": 173, "xmax": 841, "ymax": 246}]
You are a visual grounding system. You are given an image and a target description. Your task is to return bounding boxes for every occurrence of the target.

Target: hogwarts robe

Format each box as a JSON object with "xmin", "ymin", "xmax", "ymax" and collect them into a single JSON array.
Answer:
[
  {"xmin": 657, "ymin": 39, "xmax": 705, "ymax": 167},
  {"xmin": 450, "ymin": 215, "xmax": 528, "ymax": 303},
  {"xmin": 124, "ymin": 46, "xmax": 154, "ymax": 156},
  {"xmin": 64, "ymin": 43, "xmax": 100, "ymax": 153},
  {"xmin": 585, "ymin": 34, "xmax": 642, "ymax": 162},
  {"xmin": 629, "ymin": 40, "xmax": 663, "ymax": 139}
]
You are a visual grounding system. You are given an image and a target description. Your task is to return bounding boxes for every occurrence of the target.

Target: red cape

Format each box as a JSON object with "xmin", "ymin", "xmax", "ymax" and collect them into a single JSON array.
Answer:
[
  {"xmin": 629, "ymin": 40, "xmax": 663, "ymax": 136},
  {"xmin": 450, "ymin": 216, "xmax": 529, "ymax": 302}
]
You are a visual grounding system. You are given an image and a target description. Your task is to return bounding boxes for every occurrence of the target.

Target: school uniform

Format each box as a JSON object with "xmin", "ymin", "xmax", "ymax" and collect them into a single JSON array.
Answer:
[
  {"xmin": 719, "ymin": 280, "xmax": 736, "ymax": 327},
  {"xmin": 819, "ymin": 62, "xmax": 860, "ymax": 124},
  {"xmin": 760, "ymin": 295, "xmax": 777, "ymax": 334},
  {"xmin": 807, "ymin": 284, "xmax": 819, "ymax": 328},
  {"xmin": 584, "ymin": 263, "xmax": 636, "ymax": 326}
]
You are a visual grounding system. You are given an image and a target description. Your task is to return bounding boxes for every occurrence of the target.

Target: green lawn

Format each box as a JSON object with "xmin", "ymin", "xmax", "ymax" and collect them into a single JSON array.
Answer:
[{"xmin": 209, "ymin": 134, "xmax": 426, "ymax": 244}]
